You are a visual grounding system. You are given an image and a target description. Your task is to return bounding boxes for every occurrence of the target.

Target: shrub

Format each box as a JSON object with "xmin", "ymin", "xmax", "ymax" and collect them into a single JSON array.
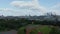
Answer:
[{"xmin": 17, "ymin": 27, "xmax": 26, "ymax": 34}]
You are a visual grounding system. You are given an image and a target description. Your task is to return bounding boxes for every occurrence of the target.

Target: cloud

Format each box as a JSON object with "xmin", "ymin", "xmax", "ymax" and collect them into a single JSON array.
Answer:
[
  {"xmin": 0, "ymin": 8, "xmax": 23, "ymax": 16},
  {"xmin": 1, "ymin": 0, "xmax": 60, "ymax": 16},
  {"xmin": 0, "ymin": 8, "xmax": 13, "ymax": 12},
  {"xmin": 50, "ymin": 3, "xmax": 60, "ymax": 9},
  {"xmin": 10, "ymin": 0, "xmax": 47, "ymax": 15},
  {"xmin": 10, "ymin": 0, "xmax": 39, "ymax": 9},
  {"xmin": 49, "ymin": 3, "xmax": 60, "ymax": 15},
  {"xmin": 0, "ymin": 8, "xmax": 41, "ymax": 16}
]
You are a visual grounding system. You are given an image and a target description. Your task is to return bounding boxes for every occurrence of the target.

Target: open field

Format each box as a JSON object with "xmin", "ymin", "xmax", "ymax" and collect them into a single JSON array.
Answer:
[{"xmin": 18, "ymin": 24, "xmax": 60, "ymax": 34}]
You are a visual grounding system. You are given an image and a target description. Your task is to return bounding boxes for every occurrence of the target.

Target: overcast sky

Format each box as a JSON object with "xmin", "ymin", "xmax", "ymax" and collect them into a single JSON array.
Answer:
[{"xmin": 0, "ymin": 0, "xmax": 60, "ymax": 16}]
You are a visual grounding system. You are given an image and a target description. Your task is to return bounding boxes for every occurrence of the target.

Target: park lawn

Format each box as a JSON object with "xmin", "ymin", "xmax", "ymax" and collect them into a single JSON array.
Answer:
[
  {"xmin": 30, "ymin": 25, "xmax": 52, "ymax": 34},
  {"xmin": 38, "ymin": 26, "xmax": 51, "ymax": 34},
  {"xmin": 18, "ymin": 25, "xmax": 52, "ymax": 34}
]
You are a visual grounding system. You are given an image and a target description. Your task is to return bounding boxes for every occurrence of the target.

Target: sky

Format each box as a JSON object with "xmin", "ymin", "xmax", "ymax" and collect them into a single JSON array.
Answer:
[{"xmin": 0, "ymin": 0, "xmax": 60, "ymax": 16}]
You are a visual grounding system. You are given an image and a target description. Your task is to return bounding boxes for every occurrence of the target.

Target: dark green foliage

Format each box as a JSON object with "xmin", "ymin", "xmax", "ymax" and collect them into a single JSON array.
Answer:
[
  {"xmin": 0, "ymin": 17, "xmax": 60, "ymax": 33},
  {"xmin": 49, "ymin": 27, "xmax": 60, "ymax": 34},
  {"xmin": 17, "ymin": 27, "xmax": 26, "ymax": 34}
]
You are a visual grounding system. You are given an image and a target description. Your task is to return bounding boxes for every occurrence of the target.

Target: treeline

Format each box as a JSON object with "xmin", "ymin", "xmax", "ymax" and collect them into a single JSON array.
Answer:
[
  {"xmin": 0, "ymin": 17, "xmax": 60, "ymax": 31},
  {"xmin": 33, "ymin": 19, "xmax": 60, "ymax": 26}
]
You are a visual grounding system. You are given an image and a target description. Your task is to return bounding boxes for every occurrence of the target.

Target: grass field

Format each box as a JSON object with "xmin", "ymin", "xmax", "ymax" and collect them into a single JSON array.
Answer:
[
  {"xmin": 37, "ymin": 26, "xmax": 51, "ymax": 34},
  {"xmin": 18, "ymin": 24, "xmax": 59, "ymax": 34},
  {"xmin": 29, "ymin": 25, "xmax": 52, "ymax": 34}
]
